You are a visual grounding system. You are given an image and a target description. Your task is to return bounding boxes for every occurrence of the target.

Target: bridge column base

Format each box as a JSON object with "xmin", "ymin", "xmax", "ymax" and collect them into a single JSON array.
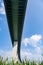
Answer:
[{"xmin": 12, "ymin": 41, "xmax": 20, "ymax": 63}]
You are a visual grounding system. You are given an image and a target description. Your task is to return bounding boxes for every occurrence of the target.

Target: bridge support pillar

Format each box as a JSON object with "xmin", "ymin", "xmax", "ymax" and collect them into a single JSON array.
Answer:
[{"xmin": 12, "ymin": 41, "xmax": 20, "ymax": 63}]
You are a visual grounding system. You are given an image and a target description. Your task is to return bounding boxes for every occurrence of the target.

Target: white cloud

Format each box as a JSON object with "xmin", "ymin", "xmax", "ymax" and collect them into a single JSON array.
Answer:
[
  {"xmin": 21, "ymin": 49, "xmax": 43, "ymax": 62},
  {"xmin": 21, "ymin": 34, "xmax": 43, "ymax": 61},
  {"xmin": 0, "ymin": 2, "xmax": 5, "ymax": 14},
  {"xmin": 35, "ymin": 46, "xmax": 42, "ymax": 54},
  {"xmin": 0, "ymin": 43, "xmax": 18, "ymax": 61},
  {"xmin": 21, "ymin": 49, "xmax": 32, "ymax": 60},
  {"xmin": 22, "ymin": 38, "xmax": 29, "ymax": 46},
  {"xmin": 30, "ymin": 34, "xmax": 41, "ymax": 42},
  {"xmin": 1, "ymin": 2, "xmax": 4, "ymax": 8},
  {"xmin": 22, "ymin": 34, "xmax": 42, "ymax": 47},
  {"xmin": 0, "ymin": 49, "xmax": 12, "ymax": 61}
]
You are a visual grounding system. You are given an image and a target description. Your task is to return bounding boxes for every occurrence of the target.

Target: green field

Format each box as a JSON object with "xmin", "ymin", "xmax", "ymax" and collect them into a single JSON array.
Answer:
[{"xmin": 0, "ymin": 56, "xmax": 43, "ymax": 65}]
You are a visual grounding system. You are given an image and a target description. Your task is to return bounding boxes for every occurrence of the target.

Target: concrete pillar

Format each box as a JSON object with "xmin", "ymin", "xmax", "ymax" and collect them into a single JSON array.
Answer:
[{"xmin": 12, "ymin": 41, "xmax": 20, "ymax": 63}]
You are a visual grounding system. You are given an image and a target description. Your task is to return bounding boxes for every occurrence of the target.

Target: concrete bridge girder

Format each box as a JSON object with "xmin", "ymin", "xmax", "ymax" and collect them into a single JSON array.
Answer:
[{"xmin": 4, "ymin": 0, "xmax": 27, "ymax": 62}]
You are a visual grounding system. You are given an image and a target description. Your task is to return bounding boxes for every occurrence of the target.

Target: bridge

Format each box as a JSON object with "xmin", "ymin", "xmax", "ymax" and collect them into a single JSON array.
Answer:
[{"xmin": 4, "ymin": 0, "xmax": 27, "ymax": 62}]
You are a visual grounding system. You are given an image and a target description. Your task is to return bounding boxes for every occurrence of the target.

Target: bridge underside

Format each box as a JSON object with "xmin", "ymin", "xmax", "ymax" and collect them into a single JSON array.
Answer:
[{"xmin": 4, "ymin": 0, "xmax": 27, "ymax": 62}]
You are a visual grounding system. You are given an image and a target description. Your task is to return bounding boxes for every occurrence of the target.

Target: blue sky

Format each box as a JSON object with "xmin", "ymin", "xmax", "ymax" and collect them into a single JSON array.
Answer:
[{"xmin": 0, "ymin": 0, "xmax": 43, "ymax": 61}]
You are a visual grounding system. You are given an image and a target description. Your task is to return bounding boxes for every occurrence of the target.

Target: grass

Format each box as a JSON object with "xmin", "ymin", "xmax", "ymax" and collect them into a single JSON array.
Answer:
[{"xmin": 0, "ymin": 56, "xmax": 43, "ymax": 65}]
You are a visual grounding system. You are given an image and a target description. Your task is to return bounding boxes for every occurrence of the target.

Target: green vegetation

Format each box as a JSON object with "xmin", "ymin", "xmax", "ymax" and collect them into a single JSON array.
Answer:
[{"xmin": 0, "ymin": 56, "xmax": 43, "ymax": 65}]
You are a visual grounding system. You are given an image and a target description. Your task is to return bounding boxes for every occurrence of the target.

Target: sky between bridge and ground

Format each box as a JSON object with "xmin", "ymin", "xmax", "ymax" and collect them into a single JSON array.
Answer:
[{"xmin": 0, "ymin": 0, "xmax": 43, "ymax": 61}]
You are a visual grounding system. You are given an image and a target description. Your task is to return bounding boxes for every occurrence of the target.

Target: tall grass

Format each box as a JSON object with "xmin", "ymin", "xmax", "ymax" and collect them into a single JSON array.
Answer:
[{"xmin": 0, "ymin": 56, "xmax": 43, "ymax": 65}]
